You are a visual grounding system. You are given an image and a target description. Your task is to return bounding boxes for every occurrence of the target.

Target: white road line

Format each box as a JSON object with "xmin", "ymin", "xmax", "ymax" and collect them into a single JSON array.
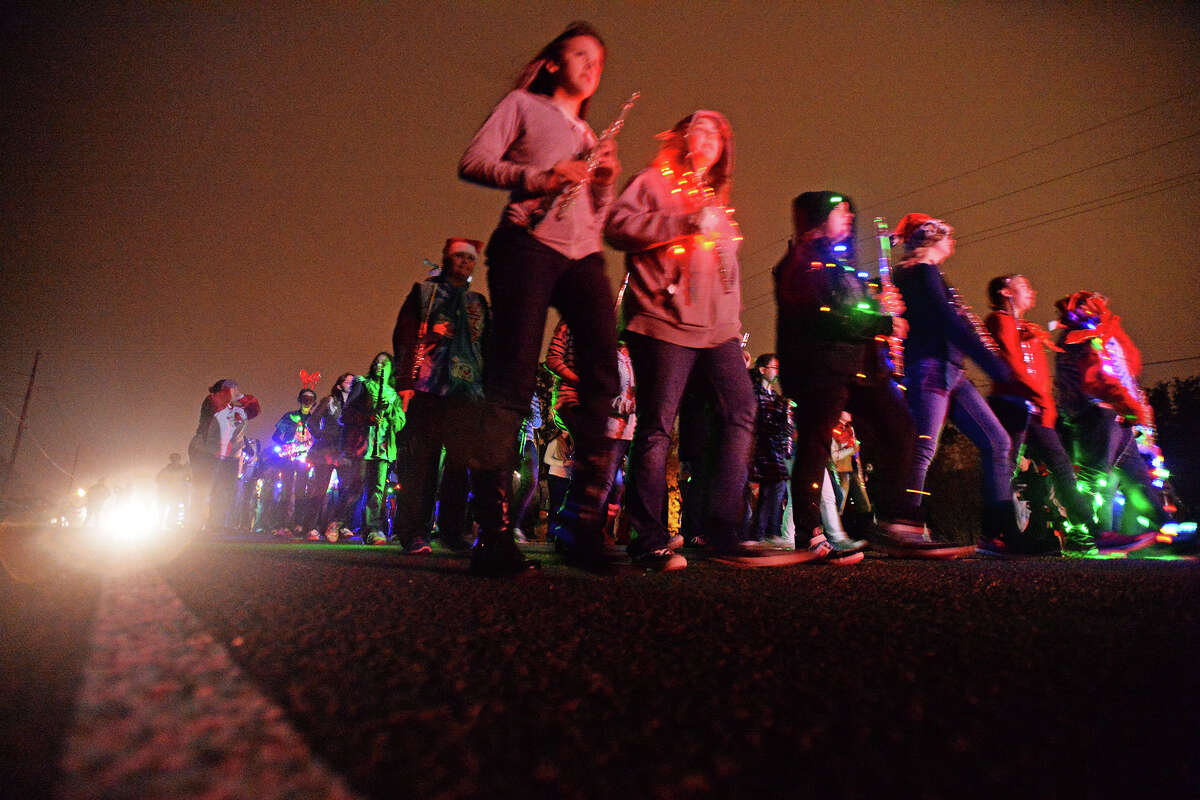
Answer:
[{"xmin": 57, "ymin": 571, "xmax": 361, "ymax": 799}]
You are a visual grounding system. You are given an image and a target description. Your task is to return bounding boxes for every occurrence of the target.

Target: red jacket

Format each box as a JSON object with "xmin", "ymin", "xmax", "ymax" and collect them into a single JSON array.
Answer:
[{"xmin": 985, "ymin": 311, "xmax": 1057, "ymax": 427}]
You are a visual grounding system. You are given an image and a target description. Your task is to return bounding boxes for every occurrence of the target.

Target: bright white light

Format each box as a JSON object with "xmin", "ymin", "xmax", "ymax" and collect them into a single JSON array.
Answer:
[{"xmin": 100, "ymin": 490, "xmax": 159, "ymax": 547}]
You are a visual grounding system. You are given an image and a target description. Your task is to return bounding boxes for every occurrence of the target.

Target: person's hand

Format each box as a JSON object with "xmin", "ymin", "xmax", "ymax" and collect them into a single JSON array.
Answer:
[
  {"xmin": 398, "ymin": 389, "xmax": 415, "ymax": 414},
  {"xmin": 879, "ymin": 286, "xmax": 906, "ymax": 317},
  {"xmin": 430, "ymin": 321, "xmax": 451, "ymax": 338},
  {"xmin": 544, "ymin": 159, "xmax": 590, "ymax": 193},
  {"xmin": 695, "ymin": 205, "xmax": 724, "ymax": 234},
  {"xmin": 590, "ymin": 140, "xmax": 620, "ymax": 186}
]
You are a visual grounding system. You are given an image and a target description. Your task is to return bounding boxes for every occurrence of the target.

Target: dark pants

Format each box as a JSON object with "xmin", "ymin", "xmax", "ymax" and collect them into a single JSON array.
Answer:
[
  {"xmin": 989, "ymin": 396, "xmax": 1092, "ymax": 526},
  {"xmin": 472, "ymin": 226, "xmax": 619, "ymax": 545},
  {"xmin": 511, "ymin": 436, "xmax": 540, "ymax": 531},
  {"xmin": 310, "ymin": 463, "xmax": 336, "ymax": 531},
  {"xmin": 393, "ymin": 392, "xmax": 471, "ymax": 546},
  {"xmin": 207, "ymin": 456, "xmax": 240, "ymax": 530},
  {"xmin": 547, "ymin": 474, "xmax": 571, "ymax": 523},
  {"xmin": 482, "ymin": 226, "xmax": 618, "ymax": 462},
  {"xmin": 360, "ymin": 459, "xmax": 390, "ymax": 535},
  {"xmin": 781, "ymin": 341, "xmax": 916, "ymax": 536},
  {"xmin": 1064, "ymin": 406, "xmax": 1165, "ymax": 530},
  {"xmin": 329, "ymin": 457, "xmax": 365, "ymax": 531},
  {"xmin": 624, "ymin": 333, "xmax": 755, "ymax": 554},
  {"xmin": 752, "ymin": 479, "xmax": 788, "ymax": 540}
]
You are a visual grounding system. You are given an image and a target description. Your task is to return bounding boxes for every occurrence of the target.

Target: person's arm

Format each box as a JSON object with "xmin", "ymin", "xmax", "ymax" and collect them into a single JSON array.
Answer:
[
  {"xmin": 458, "ymin": 92, "xmax": 587, "ymax": 197},
  {"xmin": 459, "ymin": 93, "xmax": 543, "ymax": 192},
  {"xmin": 912, "ymin": 263, "xmax": 1013, "ymax": 382},
  {"xmin": 272, "ymin": 414, "xmax": 291, "ymax": 446},
  {"xmin": 392, "ymin": 283, "xmax": 424, "ymax": 393},
  {"xmin": 236, "ymin": 394, "xmax": 261, "ymax": 421},
  {"xmin": 604, "ymin": 170, "xmax": 694, "ymax": 253},
  {"xmin": 1079, "ymin": 340, "xmax": 1153, "ymax": 424}
]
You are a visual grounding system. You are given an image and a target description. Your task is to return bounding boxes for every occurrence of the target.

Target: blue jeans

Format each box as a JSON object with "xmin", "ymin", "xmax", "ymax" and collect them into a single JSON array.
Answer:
[
  {"xmin": 752, "ymin": 480, "xmax": 788, "ymax": 540},
  {"xmin": 905, "ymin": 358, "xmax": 1012, "ymax": 507},
  {"xmin": 624, "ymin": 333, "xmax": 756, "ymax": 554}
]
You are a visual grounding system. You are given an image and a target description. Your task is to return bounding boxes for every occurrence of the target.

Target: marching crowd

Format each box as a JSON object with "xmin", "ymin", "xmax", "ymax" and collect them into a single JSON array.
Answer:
[{"xmin": 178, "ymin": 21, "xmax": 1191, "ymax": 576}]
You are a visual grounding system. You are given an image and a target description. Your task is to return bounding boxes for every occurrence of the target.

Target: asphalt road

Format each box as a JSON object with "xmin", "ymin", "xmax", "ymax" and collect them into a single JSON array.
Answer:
[{"xmin": 3, "ymin": 525, "xmax": 1198, "ymax": 799}]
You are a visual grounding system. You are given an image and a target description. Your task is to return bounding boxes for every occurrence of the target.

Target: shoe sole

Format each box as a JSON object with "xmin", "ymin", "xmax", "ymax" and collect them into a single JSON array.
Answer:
[
  {"xmin": 815, "ymin": 550, "xmax": 865, "ymax": 565},
  {"xmin": 872, "ymin": 541, "xmax": 976, "ymax": 560},
  {"xmin": 634, "ymin": 558, "xmax": 688, "ymax": 573},
  {"xmin": 1097, "ymin": 532, "xmax": 1158, "ymax": 555},
  {"xmin": 707, "ymin": 550, "xmax": 818, "ymax": 568}
]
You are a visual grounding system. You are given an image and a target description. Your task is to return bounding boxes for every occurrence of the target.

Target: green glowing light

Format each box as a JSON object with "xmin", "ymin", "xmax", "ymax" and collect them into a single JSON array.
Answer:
[
  {"xmin": 856, "ymin": 302, "xmax": 871, "ymax": 310},
  {"xmin": 829, "ymin": 195, "xmax": 843, "ymax": 203},
  {"xmin": 1137, "ymin": 515, "xmax": 1152, "ymax": 528}
]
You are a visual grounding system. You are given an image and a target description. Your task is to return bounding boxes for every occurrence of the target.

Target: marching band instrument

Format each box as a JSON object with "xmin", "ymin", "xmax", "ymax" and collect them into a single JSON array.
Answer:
[
  {"xmin": 874, "ymin": 217, "xmax": 905, "ymax": 377},
  {"xmin": 553, "ymin": 91, "xmax": 640, "ymax": 219}
]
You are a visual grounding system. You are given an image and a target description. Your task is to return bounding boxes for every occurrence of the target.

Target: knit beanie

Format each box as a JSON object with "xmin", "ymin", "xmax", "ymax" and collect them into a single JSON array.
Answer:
[{"xmin": 791, "ymin": 191, "xmax": 851, "ymax": 236}]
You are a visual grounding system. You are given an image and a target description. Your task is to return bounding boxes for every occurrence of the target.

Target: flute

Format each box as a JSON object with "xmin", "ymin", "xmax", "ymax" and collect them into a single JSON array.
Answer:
[{"xmin": 553, "ymin": 91, "xmax": 640, "ymax": 219}]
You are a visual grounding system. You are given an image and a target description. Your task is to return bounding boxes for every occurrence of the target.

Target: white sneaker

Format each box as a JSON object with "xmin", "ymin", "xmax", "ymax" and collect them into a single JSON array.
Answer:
[{"xmin": 808, "ymin": 533, "xmax": 864, "ymax": 565}]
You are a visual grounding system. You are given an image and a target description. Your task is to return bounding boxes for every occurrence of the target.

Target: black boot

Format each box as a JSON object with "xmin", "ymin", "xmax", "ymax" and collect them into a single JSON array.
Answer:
[
  {"xmin": 983, "ymin": 501, "xmax": 1060, "ymax": 556},
  {"xmin": 468, "ymin": 469, "xmax": 538, "ymax": 577},
  {"xmin": 555, "ymin": 442, "xmax": 619, "ymax": 574}
]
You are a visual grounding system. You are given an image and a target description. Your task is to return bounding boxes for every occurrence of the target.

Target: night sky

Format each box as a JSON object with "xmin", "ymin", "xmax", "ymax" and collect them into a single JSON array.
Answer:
[{"xmin": 2, "ymin": 2, "xmax": 1197, "ymax": 494}]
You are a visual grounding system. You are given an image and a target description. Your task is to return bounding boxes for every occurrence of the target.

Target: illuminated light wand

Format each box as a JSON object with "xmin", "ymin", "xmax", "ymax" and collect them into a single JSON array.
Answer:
[{"xmin": 874, "ymin": 217, "xmax": 905, "ymax": 378}]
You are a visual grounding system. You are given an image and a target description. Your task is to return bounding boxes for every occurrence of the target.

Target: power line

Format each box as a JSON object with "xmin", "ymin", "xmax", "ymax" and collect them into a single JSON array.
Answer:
[
  {"xmin": 955, "ymin": 170, "xmax": 1200, "ymax": 243},
  {"xmin": 0, "ymin": 399, "xmax": 73, "ymax": 477},
  {"xmin": 956, "ymin": 173, "xmax": 1200, "ymax": 248},
  {"xmin": 1143, "ymin": 356, "xmax": 1200, "ymax": 367},
  {"xmin": 935, "ymin": 129, "xmax": 1200, "ymax": 218},
  {"xmin": 737, "ymin": 97, "xmax": 1200, "ymax": 285},
  {"xmin": 740, "ymin": 170, "xmax": 1200, "ymax": 314},
  {"xmin": 860, "ymin": 87, "xmax": 1200, "ymax": 209},
  {"xmin": 742, "ymin": 180, "xmax": 1199, "ymax": 313}
]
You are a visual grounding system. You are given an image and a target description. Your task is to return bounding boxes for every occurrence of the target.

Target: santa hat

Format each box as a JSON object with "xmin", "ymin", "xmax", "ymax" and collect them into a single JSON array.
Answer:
[
  {"xmin": 1054, "ymin": 290, "xmax": 1109, "ymax": 326},
  {"xmin": 443, "ymin": 238, "xmax": 483, "ymax": 259},
  {"xmin": 892, "ymin": 213, "xmax": 950, "ymax": 249}
]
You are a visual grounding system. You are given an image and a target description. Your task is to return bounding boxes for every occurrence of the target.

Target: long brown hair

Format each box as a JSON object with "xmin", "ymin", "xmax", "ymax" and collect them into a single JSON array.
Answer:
[
  {"xmin": 514, "ymin": 21, "xmax": 606, "ymax": 120},
  {"xmin": 654, "ymin": 111, "xmax": 734, "ymax": 206}
]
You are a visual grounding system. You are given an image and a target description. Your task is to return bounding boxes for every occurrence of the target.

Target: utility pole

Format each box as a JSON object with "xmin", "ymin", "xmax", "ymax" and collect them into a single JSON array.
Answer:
[
  {"xmin": 2, "ymin": 350, "xmax": 40, "ymax": 498},
  {"xmin": 66, "ymin": 443, "xmax": 81, "ymax": 495}
]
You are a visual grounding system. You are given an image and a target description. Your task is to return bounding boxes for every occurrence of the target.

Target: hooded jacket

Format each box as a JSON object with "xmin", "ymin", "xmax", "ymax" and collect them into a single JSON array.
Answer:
[
  {"xmin": 342, "ymin": 354, "xmax": 404, "ymax": 461},
  {"xmin": 606, "ymin": 111, "xmax": 743, "ymax": 349},
  {"xmin": 1053, "ymin": 294, "xmax": 1151, "ymax": 425}
]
